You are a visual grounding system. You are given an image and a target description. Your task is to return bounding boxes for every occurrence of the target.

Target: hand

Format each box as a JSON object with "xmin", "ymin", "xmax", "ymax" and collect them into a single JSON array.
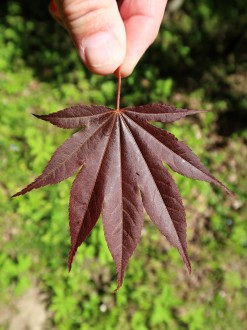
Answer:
[{"xmin": 53, "ymin": 0, "xmax": 167, "ymax": 77}]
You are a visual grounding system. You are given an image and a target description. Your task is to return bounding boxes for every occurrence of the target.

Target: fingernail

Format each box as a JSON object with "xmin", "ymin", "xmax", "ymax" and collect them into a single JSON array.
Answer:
[{"xmin": 79, "ymin": 32, "xmax": 124, "ymax": 72}]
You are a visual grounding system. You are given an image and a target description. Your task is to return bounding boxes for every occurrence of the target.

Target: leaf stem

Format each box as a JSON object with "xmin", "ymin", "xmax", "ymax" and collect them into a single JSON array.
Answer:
[{"xmin": 116, "ymin": 68, "xmax": 121, "ymax": 111}]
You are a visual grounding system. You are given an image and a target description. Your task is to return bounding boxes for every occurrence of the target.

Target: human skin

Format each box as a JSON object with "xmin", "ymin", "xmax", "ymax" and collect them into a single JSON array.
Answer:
[{"xmin": 54, "ymin": 0, "xmax": 168, "ymax": 77}]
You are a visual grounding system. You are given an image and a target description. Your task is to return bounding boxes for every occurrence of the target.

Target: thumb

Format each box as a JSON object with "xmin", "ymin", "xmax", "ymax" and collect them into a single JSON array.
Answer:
[{"xmin": 56, "ymin": 0, "xmax": 126, "ymax": 75}]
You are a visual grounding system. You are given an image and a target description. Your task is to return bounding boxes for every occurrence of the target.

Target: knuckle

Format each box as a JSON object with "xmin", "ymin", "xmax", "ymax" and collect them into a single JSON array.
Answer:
[
  {"xmin": 62, "ymin": 0, "xmax": 112, "ymax": 22},
  {"xmin": 61, "ymin": 0, "xmax": 114, "ymax": 36}
]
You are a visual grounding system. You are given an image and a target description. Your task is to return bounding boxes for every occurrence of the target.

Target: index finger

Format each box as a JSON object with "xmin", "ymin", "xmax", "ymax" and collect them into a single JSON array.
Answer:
[{"xmin": 118, "ymin": 0, "xmax": 168, "ymax": 77}]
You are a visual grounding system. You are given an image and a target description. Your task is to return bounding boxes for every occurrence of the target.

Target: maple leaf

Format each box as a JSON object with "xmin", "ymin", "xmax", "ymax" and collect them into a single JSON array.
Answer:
[{"xmin": 13, "ymin": 73, "xmax": 232, "ymax": 290}]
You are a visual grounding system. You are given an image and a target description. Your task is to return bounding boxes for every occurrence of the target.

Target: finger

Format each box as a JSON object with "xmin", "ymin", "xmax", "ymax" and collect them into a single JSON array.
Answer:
[
  {"xmin": 118, "ymin": 0, "xmax": 168, "ymax": 77},
  {"xmin": 55, "ymin": 0, "xmax": 126, "ymax": 75}
]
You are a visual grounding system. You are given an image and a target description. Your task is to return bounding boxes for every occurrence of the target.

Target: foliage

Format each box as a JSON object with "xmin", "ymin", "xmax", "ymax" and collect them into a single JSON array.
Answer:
[
  {"xmin": 14, "ymin": 102, "xmax": 230, "ymax": 290},
  {"xmin": 0, "ymin": 1, "xmax": 247, "ymax": 329}
]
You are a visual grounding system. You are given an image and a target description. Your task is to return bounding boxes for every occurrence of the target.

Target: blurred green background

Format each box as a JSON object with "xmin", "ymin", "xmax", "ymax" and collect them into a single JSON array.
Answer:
[{"xmin": 0, "ymin": 1, "xmax": 247, "ymax": 329}]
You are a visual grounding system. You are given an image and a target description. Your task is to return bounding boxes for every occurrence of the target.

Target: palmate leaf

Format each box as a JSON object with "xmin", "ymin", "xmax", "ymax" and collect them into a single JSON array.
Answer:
[{"xmin": 13, "ymin": 102, "xmax": 232, "ymax": 290}]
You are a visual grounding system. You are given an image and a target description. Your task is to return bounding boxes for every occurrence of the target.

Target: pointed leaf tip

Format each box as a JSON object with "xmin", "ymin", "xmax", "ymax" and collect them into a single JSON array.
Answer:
[
  {"xmin": 32, "ymin": 113, "xmax": 49, "ymax": 122},
  {"xmin": 188, "ymin": 263, "xmax": 192, "ymax": 274},
  {"xmin": 183, "ymin": 253, "xmax": 192, "ymax": 274},
  {"xmin": 113, "ymin": 283, "xmax": 122, "ymax": 293},
  {"xmin": 67, "ymin": 250, "xmax": 73, "ymax": 272}
]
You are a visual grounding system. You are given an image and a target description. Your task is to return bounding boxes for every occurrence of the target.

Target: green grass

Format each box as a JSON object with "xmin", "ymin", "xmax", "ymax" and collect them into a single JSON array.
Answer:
[{"xmin": 0, "ymin": 1, "xmax": 247, "ymax": 329}]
